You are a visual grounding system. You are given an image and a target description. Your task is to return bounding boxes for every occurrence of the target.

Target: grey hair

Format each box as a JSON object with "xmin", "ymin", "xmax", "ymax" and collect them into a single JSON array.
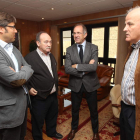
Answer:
[
  {"xmin": 126, "ymin": 6, "xmax": 140, "ymax": 15},
  {"xmin": 0, "ymin": 11, "xmax": 16, "ymax": 27},
  {"xmin": 36, "ymin": 31, "xmax": 49, "ymax": 42},
  {"xmin": 73, "ymin": 23, "xmax": 87, "ymax": 34}
]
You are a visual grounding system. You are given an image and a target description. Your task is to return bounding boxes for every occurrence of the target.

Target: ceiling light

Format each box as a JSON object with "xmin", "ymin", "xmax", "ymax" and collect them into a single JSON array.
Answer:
[
  {"xmin": 51, "ymin": 8, "xmax": 54, "ymax": 10},
  {"xmin": 42, "ymin": 18, "xmax": 44, "ymax": 20},
  {"xmin": 68, "ymin": 3, "xmax": 72, "ymax": 5}
]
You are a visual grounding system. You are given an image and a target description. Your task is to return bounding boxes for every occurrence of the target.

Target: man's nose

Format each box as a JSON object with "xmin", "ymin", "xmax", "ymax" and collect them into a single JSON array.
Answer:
[
  {"xmin": 123, "ymin": 25, "xmax": 127, "ymax": 31},
  {"xmin": 15, "ymin": 28, "xmax": 17, "ymax": 33}
]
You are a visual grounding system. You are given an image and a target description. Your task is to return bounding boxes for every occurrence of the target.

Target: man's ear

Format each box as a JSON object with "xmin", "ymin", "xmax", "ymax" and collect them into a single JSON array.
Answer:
[
  {"xmin": 36, "ymin": 41, "xmax": 40, "ymax": 47},
  {"xmin": 0, "ymin": 26, "xmax": 5, "ymax": 34},
  {"xmin": 84, "ymin": 33, "xmax": 87, "ymax": 39}
]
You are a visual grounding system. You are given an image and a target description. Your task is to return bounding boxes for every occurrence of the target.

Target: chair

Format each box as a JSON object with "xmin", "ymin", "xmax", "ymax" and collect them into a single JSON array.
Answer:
[
  {"xmin": 96, "ymin": 64, "xmax": 114, "ymax": 100},
  {"xmin": 110, "ymin": 84, "xmax": 121, "ymax": 136},
  {"xmin": 58, "ymin": 64, "xmax": 114, "ymax": 100},
  {"xmin": 58, "ymin": 65, "xmax": 69, "ymax": 88}
]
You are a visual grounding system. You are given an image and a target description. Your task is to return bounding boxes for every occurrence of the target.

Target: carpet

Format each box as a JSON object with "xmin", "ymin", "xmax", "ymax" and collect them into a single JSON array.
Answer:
[{"xmin": 25, "ymin": 99, "xmax": 120, "ymax": 140}]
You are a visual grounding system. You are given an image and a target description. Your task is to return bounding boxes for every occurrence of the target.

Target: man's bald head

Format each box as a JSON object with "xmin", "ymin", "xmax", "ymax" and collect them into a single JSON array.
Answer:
[{"xmin": 123, "ymin": 6, "xmax": 140, "ymax": 44}]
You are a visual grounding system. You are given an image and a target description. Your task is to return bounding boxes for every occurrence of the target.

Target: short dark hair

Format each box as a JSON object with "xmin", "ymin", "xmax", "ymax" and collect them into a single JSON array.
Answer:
[
  {"xmin": 73, "ymin": 23, "xmax": 87, "ymax": 34},
  {"xmin": 36, "ymin": 31, "xmax": 49, "ymax": 42},
  {"xmin": 0, "ymin": 11, "xmax": 16, "ymax": 27}
]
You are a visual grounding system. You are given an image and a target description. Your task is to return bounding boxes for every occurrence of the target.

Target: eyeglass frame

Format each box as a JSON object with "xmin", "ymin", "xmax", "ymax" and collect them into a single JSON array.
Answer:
[
  {"xmin": 5, "ymin": 25, "xmax": 16, "ymax": 29},
  {"xmin": 0, "ymin": 25, "xmax": 16, "ymax": 29},
  {"xmin": 72, "ymin": 32, "xmax": 84, "ymax": 36}
]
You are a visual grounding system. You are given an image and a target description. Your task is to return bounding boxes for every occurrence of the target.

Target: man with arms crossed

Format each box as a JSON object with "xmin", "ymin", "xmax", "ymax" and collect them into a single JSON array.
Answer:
[
  {"xmin": 65, "ymin": 23, "xmax": 100, "ymax": 140},
  {"xmin": 120, "ymin": 6, "xmax": 140, "ymax": 140},
  {"xmin": 0, "ymin": 11, "xmax": 33, "ymax": 140},
  {"xmin": 25, "ymin": 31, "xmax": 63, "ymax": 140}
]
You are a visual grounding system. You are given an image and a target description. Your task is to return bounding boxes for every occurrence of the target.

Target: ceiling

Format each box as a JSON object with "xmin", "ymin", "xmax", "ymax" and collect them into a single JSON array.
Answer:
[{"xmin": 0, "ymin": 0, "xmax": 135, "ymax": 22}]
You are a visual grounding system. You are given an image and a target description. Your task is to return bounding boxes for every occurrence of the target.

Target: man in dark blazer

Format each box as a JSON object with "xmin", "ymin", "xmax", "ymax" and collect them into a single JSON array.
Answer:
[
  {"xmin": 0, "ymin": 12, "xmax": 34, "ymax": 140},
  {"xmin": 25, "ymin": 31, "xmax": 63, "ymax": 140},
  {"xmin": 65, "ymin": 23, "xmax": 100, "ymax": 140}
]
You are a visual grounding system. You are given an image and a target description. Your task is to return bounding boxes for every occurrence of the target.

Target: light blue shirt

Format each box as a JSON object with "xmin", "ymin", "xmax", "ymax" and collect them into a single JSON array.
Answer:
[
  {"xmin": 0, "ymin": 39, "xmax": 19, "ymax": 72},
  {"xmin": 76, "ymin": 40, "xmax": 86, "ymax": 54}
]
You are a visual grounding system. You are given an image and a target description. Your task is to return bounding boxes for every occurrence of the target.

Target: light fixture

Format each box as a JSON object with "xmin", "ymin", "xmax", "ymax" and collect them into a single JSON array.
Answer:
[
  {"xmin": 51, "ymin": 8, "xmax": 54, "ymax": 10},
  {"xmin": 64, "ymin": 22, "xmax": 67, "ymax": 23},
  {"xmin": 68, "ymin": 3, "xmax": 72, "ymax": 5},
  {"xmin": 42, "ymin": 18, "xmax": 44, "ymax": 20}
]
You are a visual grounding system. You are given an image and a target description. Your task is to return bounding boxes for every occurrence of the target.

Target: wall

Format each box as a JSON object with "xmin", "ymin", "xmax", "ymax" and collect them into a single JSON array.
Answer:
[
  {"xmin": 39, "ymin": 21, "xmax": 52, "ymax": 35},
  {"xmin": 133, "ymin": 1, "xmax": 140, "ymax": 6},
  {"xmin": 15, "ymin": 19, "xmax": 40, "ymax": 56},
  {"xmin": 15, "ymin": 19, "xmax": 52, "ymax": 57},
  {"xmin": 52, "ymin": 7, "xmax": 129, "ymax": 27}
]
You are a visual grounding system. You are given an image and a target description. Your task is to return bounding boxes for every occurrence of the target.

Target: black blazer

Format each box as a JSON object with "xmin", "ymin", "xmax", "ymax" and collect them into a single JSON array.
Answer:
[{"xmin": 25, "ymin": 50, "xmax": 58, "ymax": 99}]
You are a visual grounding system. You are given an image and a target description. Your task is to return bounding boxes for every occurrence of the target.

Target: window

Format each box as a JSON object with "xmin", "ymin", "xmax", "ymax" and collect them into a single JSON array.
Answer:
[
  {"xmin": 60, "ymin": 27, "xmax": 74, "ymax": 65},
  {"xmin": 62, "ymin": 30, "xmax": 71, "ymax": 55},
  {"xmin": 109, "ymin": 26, "xmax": 118, "ymax": 58},
  {"xmin": 92, "ymin": 27, "xmax": 105, "ymax": 57}
]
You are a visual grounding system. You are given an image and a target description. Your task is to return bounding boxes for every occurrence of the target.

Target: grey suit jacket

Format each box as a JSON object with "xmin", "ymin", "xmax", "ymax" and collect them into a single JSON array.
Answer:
[
  {"xmin": 65, "ymin": 41, "xmax": 100, "ymax": 92},
  {"xmin": 0, "ymin": 45, "xmax": 33, "ymax": 129}
]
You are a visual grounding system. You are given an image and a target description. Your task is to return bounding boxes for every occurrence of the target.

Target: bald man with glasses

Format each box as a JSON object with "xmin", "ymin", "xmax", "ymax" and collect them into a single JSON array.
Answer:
[{"xmin": 65, "ymin": 23, "xmax": 100, "ymax": 140}]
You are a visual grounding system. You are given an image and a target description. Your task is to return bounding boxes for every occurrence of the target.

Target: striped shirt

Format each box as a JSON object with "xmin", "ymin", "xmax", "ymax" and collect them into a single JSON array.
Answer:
[{"xmin": 121, "ymin": 40, "xmax": 140, "ymax": 106}]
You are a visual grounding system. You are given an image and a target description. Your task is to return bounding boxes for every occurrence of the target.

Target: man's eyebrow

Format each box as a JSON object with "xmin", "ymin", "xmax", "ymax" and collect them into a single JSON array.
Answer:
[{"xmin": 126, "ymin": 21, "xmax": 133, "ymax": 24}]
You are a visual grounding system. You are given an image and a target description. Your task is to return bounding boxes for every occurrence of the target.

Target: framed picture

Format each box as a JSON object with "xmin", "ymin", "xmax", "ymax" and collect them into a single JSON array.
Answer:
[{"xmin": 13, "ymin": 30, "xmax": 21, "ymax": 52}]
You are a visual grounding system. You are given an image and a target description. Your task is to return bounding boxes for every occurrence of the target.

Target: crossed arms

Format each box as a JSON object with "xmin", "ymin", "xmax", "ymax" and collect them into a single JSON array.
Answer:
[
  {"xmin": 0, "ymin": 54, "xmax": 34, "ymax": 88},
  {"xmin": 65, "ymin": 45, "xmax": 98, "ymax": 78}
]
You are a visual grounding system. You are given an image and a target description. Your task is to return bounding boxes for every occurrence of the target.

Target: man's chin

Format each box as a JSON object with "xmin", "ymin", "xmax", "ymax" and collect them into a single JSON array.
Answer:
[
  {"xmin": 46, "ymin": 49, "xmax": 51, "ymax": 53},
  {"xmin": 12, "ymin": 39, "xmax": 15, "ymax": 42},
  {"xmin": 125, "ymin": 38, "xmax": 131, "ymax": 42}
]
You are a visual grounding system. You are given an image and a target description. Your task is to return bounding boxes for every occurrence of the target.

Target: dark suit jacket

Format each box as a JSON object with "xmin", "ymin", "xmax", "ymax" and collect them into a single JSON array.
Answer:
[
  {"xmin": 65, "ymin": 41, "xmax": 100, "ymax": 92},
  {"xmin": 25, "ymin": 50, "xmax": 58, "ymax": 99},
  {"xmin": 0, "ymin": 45, "xmax": 33, "ymax": 129}
]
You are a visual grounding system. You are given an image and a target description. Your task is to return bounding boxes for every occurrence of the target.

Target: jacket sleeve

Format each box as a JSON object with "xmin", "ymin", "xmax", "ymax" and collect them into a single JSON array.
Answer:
[
  {"xmin": 0, "ymin": 52, "xmax": 34, "ymax": 87},
  {"xmin": 77, "ymin": 45, "xmax": 98, "ymax": 72}
]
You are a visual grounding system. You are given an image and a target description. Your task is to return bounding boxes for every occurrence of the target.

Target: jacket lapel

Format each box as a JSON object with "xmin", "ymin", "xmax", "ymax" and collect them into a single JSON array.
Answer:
[
  {"xmin": 73, "ymin": 44, "xmax": 81, "ymax": 63},
  {"xmin": 83, "ymin": 42, "xmax": 90, "ymax": 63},
  {"xmin": 0, "ymin": 45, "xmax": 15, "ymax": 69},
  {"xmin": 50, "ymin": 54, "xmax": 57, "ymax": 79},
  {"xmin": 34, "ymin": 51, "xmax": 53, "ymax": 78},
  {"xmin": 13, "ymin": 47, "xmax": 21, "ymax": 70}
]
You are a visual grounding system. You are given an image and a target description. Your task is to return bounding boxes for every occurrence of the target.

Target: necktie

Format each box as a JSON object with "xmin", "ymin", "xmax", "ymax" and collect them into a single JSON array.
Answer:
[{"xmin": 78, "ymin": 45, "xmax": 83, "ymax": 62}]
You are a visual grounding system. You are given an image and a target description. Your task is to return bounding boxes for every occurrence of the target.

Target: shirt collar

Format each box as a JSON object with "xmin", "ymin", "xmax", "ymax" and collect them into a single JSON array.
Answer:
[
  {"xmin": 36, "ymin": 47, "xmax": 51, "ymax": 56},
  {"xmin": 131, "ymin": 40, "xmax": 140, "ymax": 49},
  {"xmin": 77, "ymin": 40, "xmax": 86, "ymax": 47},
  {"xmin": 0, "ymin": 39, "xmax": 13, "ymax": 52},
  {"xmin": 0, "ymin": 39, "xmax": 8, "ymax": 48}
]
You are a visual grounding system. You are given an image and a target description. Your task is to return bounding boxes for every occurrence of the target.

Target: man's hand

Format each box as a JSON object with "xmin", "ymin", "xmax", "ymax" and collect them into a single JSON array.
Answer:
[
  {"xmin": 9, "ymin": 67, "xmax": 15, "ymax": 72},
  {"xmin": 89, "ymin": 59, "xmax": 95, "ymax": 64},
  {"xmin": 72, "ymin": 64, "xmax": 77, "ymax": 68},
  {"xmin": 29, "ymin": 88, "xmax": 37, "ymax": 96}
]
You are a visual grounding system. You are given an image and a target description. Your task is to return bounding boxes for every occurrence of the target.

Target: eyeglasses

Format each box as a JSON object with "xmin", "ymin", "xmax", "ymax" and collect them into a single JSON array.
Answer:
[
  {"xmin": 5, "ymin": 25, "xmax": 16, "ymax": 29},
  {"xmin": 72, "ymin": 32, "xmax": 83, "ymax": 36}
]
